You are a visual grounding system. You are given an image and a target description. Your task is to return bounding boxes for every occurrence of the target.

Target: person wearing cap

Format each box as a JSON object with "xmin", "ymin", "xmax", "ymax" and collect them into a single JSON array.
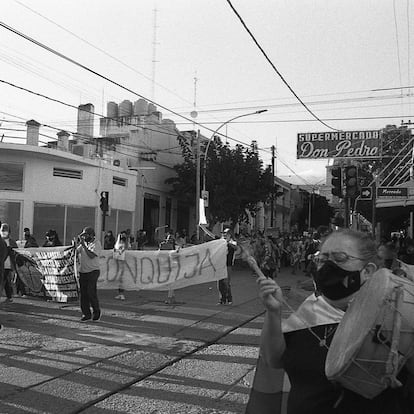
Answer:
[
  {"xmin": 23, "ymin": 228, "xmax": 38, "ymax": 248},
  {"xmin": 75, "ymin": 226, "xmax": 102, "ymax": 322},
  {"xmin": 217, "ymin": 228, "xmax": 237, "ymax": 305},
  {"xmin": 43, "ymin": 229, "xmax": 62, "ymax": 247},
  {"xmin": 0, "ymin": 223, "xmax": 18, "ymax": 303}
]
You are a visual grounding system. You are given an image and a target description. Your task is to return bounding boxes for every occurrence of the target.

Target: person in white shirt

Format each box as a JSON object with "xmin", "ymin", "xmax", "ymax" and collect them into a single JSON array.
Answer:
[{"xmin": 76, "ymin": 226, "xmax": 102, "ymax": 322}]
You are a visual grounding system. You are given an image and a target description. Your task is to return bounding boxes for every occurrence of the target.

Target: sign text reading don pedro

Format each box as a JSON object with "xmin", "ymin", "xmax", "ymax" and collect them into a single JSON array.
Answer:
[
  {"xmin": 99, "ymin": 238, "xmax": 227, "ymax": 291},
  {"xmin": 297, "ymin": 130, "xmax": 381, "ymax": 159}
]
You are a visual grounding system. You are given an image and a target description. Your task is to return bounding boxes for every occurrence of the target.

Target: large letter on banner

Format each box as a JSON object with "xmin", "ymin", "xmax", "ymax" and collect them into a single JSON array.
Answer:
[
  {"xmin": 98, "ymin": 239, "xmax": 227, "ymax": 291},
  {"xmin": 15, "ymin": 246, "xmax": 78, "ymax": 302}
]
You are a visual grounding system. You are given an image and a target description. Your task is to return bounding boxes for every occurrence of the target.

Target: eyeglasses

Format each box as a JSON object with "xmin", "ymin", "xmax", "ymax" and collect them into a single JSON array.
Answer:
[{"xmin": 316, "ymin": 251, "xmax": 365, "ymax": 264}]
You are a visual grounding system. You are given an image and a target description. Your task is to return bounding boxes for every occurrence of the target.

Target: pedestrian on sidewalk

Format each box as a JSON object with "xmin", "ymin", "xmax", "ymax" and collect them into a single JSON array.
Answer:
[
  {"xmin": 76, "ymin": 226, "xmax": 102, "ymax": 322},
  {"xmin": 217, "ymin": 228, "xmax": 236, "ymax": 305},
  {"xmin": 0, "ymin": 223, "xmax": 18, "ymax": 303}
]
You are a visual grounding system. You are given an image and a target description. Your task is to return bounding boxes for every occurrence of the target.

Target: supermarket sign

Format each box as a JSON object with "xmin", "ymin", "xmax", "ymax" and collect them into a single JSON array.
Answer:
[{"xmin": 297, "ymin": 130, "xmax": 381, "ymax": 159}]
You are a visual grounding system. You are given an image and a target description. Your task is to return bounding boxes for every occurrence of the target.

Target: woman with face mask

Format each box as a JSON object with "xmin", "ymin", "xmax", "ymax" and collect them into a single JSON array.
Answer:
[{"xmin": 255, "ymin": 229, "xmax": 413, "ymax": 414}]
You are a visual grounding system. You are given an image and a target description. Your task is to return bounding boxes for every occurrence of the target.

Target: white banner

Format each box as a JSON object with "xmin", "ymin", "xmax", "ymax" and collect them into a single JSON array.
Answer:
[{"xmin": 17, "ymin": 239, "xmax": 228, "ymax": 292}]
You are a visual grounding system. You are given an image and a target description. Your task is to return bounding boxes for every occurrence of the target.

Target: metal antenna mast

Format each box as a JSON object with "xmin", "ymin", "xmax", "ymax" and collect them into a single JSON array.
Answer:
[{"xmin": 151, "ymin": 7, "xmax": 159, "ymax": 100}]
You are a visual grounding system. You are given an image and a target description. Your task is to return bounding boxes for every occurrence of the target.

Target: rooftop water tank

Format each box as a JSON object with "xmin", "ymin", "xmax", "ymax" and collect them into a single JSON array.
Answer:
[
  {"xmin": 107, "ymin": 101, "xmax": 118, "ymax": 119},
  {"xmin": 147, "ymin": 103, "xmax": 157, "ymax": 114},
  {"xmin": 133, "ymin": 99, "xmax": 148, "ymax": 116},
  {"xmin": 119, "ymin": 100, "xmax": 132, "ymax": 117}
]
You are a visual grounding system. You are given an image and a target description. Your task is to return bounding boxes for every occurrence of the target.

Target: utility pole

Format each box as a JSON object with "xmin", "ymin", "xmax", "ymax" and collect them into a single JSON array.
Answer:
[
  {"xmin": 196, "ymin": 130, "xmax": 201, "ymax": 241},
  {"xmin": 271, "ymin": 145, "xmax": 275, "ymax": 227},
  {"xmin": 372, "ymin": 175, "xmax": 377, "ymax": 239}
]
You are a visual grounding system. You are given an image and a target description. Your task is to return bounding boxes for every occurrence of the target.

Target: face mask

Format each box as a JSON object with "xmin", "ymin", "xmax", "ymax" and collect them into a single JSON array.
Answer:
[
  {"xmin": 314, "ymin": 260, "xmax": 362, "ymax": 300},
  {"xmin": 1, "ymin": 232, "xmax": 9, "ymax": 238}
]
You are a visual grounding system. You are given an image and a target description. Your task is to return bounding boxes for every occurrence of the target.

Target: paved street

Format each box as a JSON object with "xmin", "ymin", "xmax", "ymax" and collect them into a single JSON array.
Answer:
[{"xmin": 0, "ymin": 265, "xmax": 310, "ymax": 414}]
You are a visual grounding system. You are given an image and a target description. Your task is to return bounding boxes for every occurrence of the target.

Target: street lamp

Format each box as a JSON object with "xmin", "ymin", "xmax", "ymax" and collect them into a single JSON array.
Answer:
[{"xmin": 202, "ymin": 109, "xmax": 268, "ymax": 192}]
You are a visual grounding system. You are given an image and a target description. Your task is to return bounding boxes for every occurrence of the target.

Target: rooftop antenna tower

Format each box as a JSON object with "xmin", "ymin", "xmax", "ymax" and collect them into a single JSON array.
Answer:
[
  {"xmin": 151, "ymin": 7, "xmax": 159, "ymax": 100},
  {"xmin": 190, "ymin": 71, "xmax": 198, "ymax": 128}
]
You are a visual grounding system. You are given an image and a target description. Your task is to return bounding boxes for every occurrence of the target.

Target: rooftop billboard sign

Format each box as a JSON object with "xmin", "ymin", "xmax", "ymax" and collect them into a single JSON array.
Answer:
[{"xmin": 297, "ymin": 130, "xmax": 381, "ymax": 159}]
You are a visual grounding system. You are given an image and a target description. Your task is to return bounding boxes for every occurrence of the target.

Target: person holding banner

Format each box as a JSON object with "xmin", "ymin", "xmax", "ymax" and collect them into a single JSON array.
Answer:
[
  {"xmin": 76, "ymin": 226, "xmax": 102, "ymax": 322},
  {"xmin": 0, "ymin": 222, "xmax": 7, "ymax": 330},
  {"xmin": 0, "ymin": 223, "xmax": 18, "ymax": 303},
  {"xmin": 217, "ymin": 228, "xmax": 236, "ymax": 305}
]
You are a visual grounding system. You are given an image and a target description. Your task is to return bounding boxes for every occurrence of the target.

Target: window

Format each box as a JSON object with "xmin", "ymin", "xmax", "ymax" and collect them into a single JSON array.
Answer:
[
  {"xmin": 0, "ymin": 163, "xmax": 24, "ymax": 191},
  {"xmin": 113, "ymin": 176, "xmax": 127, "ymax": 187},
  {"xmin": 66, "ymin": 206, "xmax": 95, "ymax": 243},
  {"xmin": 0, "ymin": 201, "xmax": 21, "ymax": 238},
  {"xmin": 33, "ymin": 204, "xmax": 65, "ymax": 245},
  {"xmin": 53, "ymin": 167, "xmax": 83, "ymax": 180},
  {"xmin": 33, "ymin": 203, "xmax": 95, "ymax": 245},
  {"xmin": 105, "ymin": 209, "xmax": 133, "ymax": 236}
]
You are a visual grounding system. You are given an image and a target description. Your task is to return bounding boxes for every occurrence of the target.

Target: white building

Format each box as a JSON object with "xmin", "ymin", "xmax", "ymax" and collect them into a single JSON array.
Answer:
[{"xmin": 0, "ymin": 101, "xmax": 194, "ymax": 245}]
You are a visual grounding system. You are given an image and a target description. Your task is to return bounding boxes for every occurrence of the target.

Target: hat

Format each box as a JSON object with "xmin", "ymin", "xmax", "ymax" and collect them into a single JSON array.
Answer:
[
  {"xmin": 0, "ymin": 223, "xmax": 9, "ymax": 232},
  {"xmin": 80, "ymin": 226, "xmax": 95, "ymax": 237}
]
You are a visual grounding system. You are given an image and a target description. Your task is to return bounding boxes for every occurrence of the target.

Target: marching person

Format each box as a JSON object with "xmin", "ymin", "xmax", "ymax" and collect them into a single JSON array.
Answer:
[
  {"xmin": 217, "ymin": 228, "xmax": 236, "ymax": 305},
  {"xmin": 76, "ymin": 226, "xmax": 102, "ymax": 322},
  {"xmin": 23, "ymin": 228, "xmax": 38, "ymax": 248},
  {"xmin": 43, "ymin": 229, "xmax": 62, "ymax": 247},
  {"xmin": 254, "ymin": 229, "xmax": 413, "ymax": 413},
  {"xmin": 0, "ymin": 221, "xmax": 7, "ymax": 330},
  {"xmin": 0, "ymin": 223, "xmax": 18, "ymax": 303},
  {"xmin": 114, "ymin": 231, "xmax": 129, "ymax": 301}
]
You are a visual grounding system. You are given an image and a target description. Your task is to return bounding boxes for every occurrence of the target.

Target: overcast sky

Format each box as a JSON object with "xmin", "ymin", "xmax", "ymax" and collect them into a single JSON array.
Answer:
[{"xmin": 1, "ymin": 0, "xmax": 413, "ymax": 186}]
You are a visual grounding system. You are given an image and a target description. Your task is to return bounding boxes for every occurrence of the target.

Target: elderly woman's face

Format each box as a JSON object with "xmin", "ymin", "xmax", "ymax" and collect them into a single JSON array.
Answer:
[
  {"xmin": 318, "ymin": 235, "xmax": 365, "ymax": 272},
  {"xmin": 316, "ymin": 234, "xmax": 375, "ymax": 309}
]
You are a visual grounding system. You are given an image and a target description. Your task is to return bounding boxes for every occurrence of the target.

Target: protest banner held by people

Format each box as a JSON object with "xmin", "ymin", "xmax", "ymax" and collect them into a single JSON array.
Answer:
[{"xmin": 76, "ymin": 226, "xmax": 102, "ymax": 322}]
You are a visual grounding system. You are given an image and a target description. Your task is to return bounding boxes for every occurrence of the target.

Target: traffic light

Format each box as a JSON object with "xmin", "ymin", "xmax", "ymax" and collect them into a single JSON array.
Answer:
[
  {"xmin": 100, "ymin": 191, "xmax": 109, "ymax": 212},
  {"xmin": 331, "ymin": 167, "xmax": 343, "ymax": 198},
  {"xmin": 344, "ymin": 166, "xmax": 359, "ymax": 198}
]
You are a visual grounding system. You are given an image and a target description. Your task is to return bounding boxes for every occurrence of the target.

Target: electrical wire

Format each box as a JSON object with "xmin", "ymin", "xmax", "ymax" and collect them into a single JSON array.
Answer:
[
  {"xmin": 0, "ymin": 78, "xmax": 274, "ymax": 156},
  {"xmin": 181, "ymin": 92, "xmax": 412, "ymax": 115},
  {"xmin": 0, "ymin": 20, "xmax": 256, "ymax": 142},
  {"xmin": 225, "ymin": 0, "xmax": 340, "ymax": 132},
  {"xmin": 12, "ymin": 0, "xmax": 195, "ymax": 108}
]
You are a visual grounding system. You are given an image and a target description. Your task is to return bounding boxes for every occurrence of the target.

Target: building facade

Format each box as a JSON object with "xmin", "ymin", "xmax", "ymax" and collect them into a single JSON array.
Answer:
[{"xmin": 0, "ymin": 100, "xmax": 193, "ymax": 245}]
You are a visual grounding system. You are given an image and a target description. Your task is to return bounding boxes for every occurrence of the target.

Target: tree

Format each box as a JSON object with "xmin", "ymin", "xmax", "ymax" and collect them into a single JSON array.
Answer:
[
  {"xmin": 298, "ymin": 193, "xmax": 334, "ymax": 230},
  {"xmin": 165, "ymin": 134, "xmax": 275, "ymax": 228}
]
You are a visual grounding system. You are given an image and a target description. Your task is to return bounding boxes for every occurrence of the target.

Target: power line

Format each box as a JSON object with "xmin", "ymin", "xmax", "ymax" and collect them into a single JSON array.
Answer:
[
  {"xmin": 0, "ymin": 78, "xmax": 274, "ymax": 155},
  {"xmin": 0, "ymin": 20, "xmax": 246, "ymax": 140},
  {"xmin": 172, "ymin": 114, "xmax": 414, "ymax": 125},
  {"xmin": 225, "ymin": 0, "xmax": 340, "ymax": 132},
  {"xmin": 175, "ymin": 91, "xmax": 413, "ymax": 115},
  {"xmin": 12, "ymin": 0, "xmax": 195, "ymax": 108}
]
